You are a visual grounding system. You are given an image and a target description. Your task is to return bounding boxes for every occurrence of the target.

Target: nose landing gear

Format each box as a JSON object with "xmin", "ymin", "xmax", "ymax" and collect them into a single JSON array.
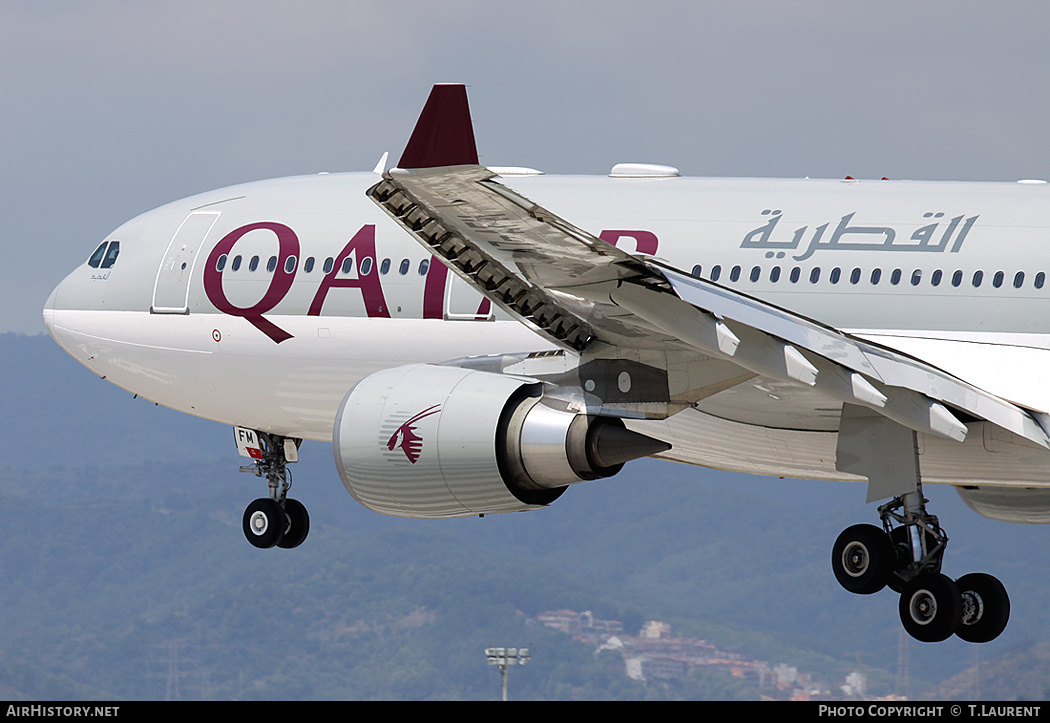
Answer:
[{"xmin": 235, "ymin": 428, "xmax": 310, "ymax": 549}]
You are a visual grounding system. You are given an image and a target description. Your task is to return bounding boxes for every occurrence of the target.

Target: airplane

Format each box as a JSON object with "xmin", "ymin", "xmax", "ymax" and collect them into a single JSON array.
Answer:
[{"xmin": 43, "ymin": 83, "xmax": 1050, "ymax": 645}]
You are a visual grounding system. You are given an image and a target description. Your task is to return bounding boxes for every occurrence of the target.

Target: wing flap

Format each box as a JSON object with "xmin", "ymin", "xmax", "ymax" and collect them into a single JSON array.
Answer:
[{"xmin": 658, "ymin": 267, "xmax": 1047, "ymax": 446}]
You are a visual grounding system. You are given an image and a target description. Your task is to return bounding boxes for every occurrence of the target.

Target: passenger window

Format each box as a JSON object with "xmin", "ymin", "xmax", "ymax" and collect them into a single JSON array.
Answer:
[
  {"xmin": 911, "ymin": 269, "xmax": 922, "ymax": 286},
  {"xmin": 730, "ymin": 265, "xmax": 741, "ymax": 282},
  {"xmin": 87, "ymin": 242, "xmax": 108, "ymax": 268},
  {"xmin": 952, "ymin": 270, "xmax": 963, "ymax": 287},
  {"xmin": 399, "ymin": 259, "xmax": 411, "ymax": 275},
  {"xmin": 993, "ymin": 271, "xmax": 1004, "ymax": 288},
  {"xmin": 769, "ymin": 266, "xmax": 781, "ymax": 282},
  {"xmin": 360, "ymin": 257, "xmax": 373, "ymax": 275},
  {"xmin": 931, "ymin": 270, "xmax": 942, "ymax": 286},
  {"xmin": 710, "ymin": 265, "xmax": 722, "ymax": 281},
  {"xmin": 1014, "ymin": 271, "xmax": 1025, "ymax": 289},
  {"xmin": 341, "ymin": 257, "xmax": 354, "ymax": 274},
  {"xmin": 323, "ymin": 258, "xmax": 334, "ymax": 274},
  {"xmin": 749, "ymin": 266, "xmax": 761, "ymax": 282},
  {"xmin": 249, "ymin": 256, "xmax": 260, "ymax": 272},
  {"xmin": 216, "ymin": 254, "xmax": 227, "ymax": 272},
  {"xmin": 381, "ymin": 258, "xmax": 391, "ymax": 274},
  {"xmin": 691, "ymin": 264, "xmax": 703, "ymax": 278},
  {"xmin": 304, "ymin": 257, "xmax": 315, "ymax": 273},
  {"xmin": 284, "ymin": 256, "xmax": 297, "ymax": 274},
  {"xmin": 890, "ymin": 269, "xmax": 902, "ymax": 285},
  {"xmin": 809, "ymin": 267, "xmax": 820, "ymax": 283},
  {"xmin": 973, "ymin": 270, "xmax": 984, "ymax": 287},
  {"xmin": 829, "ymin": 267, "xmax": 841, "ymax": 284},
  {"xmin": 870, "ymin": 268, "xmax": 882, "ymax": 285},
  {"xmin": 1037, "ymin": 272, "xmax": 1046, "ymax": 289},
  {"xmin": 232, "ymin": 255, "xmax": 242, "ymax": 271},
  {"xmin": 419, "ymin": 259, "xmax": 430, "ymax": 275},
  {"xmin": 789, "ymin": 267, "xmax": 800, "ymax": 283},
  {"xmin": 267, "ymin": 256, "xmax": 278, "ymax": 273},
  {"xmin": 850, "ymin": 268, "xmax": 861, "ymax": 284},
  {"xmin": 101, "ymin": 241, "xmax": 120, "ymax": 269}
]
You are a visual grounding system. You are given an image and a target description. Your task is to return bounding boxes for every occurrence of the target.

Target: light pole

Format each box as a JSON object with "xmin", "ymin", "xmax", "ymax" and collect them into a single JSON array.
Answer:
[{"xmin": 485, "ymin": 646, "xmax": 530, "ymax": 701}]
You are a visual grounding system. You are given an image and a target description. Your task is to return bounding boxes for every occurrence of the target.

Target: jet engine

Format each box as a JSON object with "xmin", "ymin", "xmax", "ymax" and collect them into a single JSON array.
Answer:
[
  {"xmin": 333, "ymin": 364, "xmax": 670, "ymax": 518},
  {"xmin": 955, "ymin": 485, "xmax": 1050, "ymax": 524}
]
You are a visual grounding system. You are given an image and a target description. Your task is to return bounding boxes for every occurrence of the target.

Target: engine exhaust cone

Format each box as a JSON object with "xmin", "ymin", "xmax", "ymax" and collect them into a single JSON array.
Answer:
[{"xmin": 589, "ymin": 422, "xmax": 672, "ymax": 469}]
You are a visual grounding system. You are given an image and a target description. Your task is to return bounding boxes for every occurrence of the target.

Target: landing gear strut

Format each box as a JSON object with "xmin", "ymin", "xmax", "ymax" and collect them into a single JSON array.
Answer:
[
  {"xmin": 236, "ymin": 428, "xmax": 310, "ymax": 549},
  {"xmin": 832, "ymin": 405, "xmax": 1009, "ymax": 643},
  {"xmin": 832, "ymin": 480, "xmax": 1009, "ymax": 643}
]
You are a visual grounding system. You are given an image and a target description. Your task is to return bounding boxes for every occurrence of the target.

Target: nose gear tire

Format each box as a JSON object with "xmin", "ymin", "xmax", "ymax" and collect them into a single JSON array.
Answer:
[
  {"xmin": 243, "ymin": 498, "xmax": 287, "ymax": 549},
  {"xmin": 277, "ymin": 498, "xmax": 310, "ymax": 549}
]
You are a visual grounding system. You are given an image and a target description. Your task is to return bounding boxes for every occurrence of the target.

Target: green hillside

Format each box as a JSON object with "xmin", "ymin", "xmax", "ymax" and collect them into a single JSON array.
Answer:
[{"xmin": 0, "ymin": 463, "xmax": 760, "ymax": 700}]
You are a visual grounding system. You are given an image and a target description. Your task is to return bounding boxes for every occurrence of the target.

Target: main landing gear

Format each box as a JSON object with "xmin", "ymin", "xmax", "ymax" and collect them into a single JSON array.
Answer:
[
  {"xmin": 831, "ymin": 483, "xmax": 1010, "ymax": 643},
  {"xmin": 236, "ymin": 428, "xmax": 310, "ymax": 550}
]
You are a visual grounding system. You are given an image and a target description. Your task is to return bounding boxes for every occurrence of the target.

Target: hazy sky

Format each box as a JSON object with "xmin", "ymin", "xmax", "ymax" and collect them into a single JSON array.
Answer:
[{"xmin": 5, "ymin": 1, "xmax": 1050, "ymax": 333}]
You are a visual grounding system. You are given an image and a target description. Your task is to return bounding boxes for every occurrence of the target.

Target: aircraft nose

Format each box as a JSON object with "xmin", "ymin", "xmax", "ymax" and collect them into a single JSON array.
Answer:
[{"xmin": 42, "ymin": 280, "xmax": 58, "ymax": 337}]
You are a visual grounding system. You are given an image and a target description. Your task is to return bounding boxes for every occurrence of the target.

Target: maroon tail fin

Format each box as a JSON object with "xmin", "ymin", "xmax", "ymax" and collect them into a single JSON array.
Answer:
[{"xmin": 397, "ymin": 84, "xmax": 479, "ymax": 169}]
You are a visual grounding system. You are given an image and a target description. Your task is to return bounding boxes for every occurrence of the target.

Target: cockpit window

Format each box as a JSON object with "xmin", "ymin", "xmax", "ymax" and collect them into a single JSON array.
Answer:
[
  {"xmin": 88, "ymin": 240, "xmax": 120, "ymax": 269},
  {"xmin": 101, "ymin": 241, "xmax": 120, "ymax": 269},
  {"xmin": 88, "ymin": 242, "xmax": 108, "ymax": 268}
]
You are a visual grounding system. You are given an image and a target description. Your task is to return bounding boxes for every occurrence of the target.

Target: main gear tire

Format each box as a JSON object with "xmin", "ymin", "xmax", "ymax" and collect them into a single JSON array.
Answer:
[
  {"xmin": 899, "ymin": 572, "xmax": 962, "ymax": 643},
  {"xmin": 832, "ymin": 524, "xmax": 895, "ymax": 595},
  {"xmin": 955, "ymin": 572, "xmax": 1010, "ymax": 644}
]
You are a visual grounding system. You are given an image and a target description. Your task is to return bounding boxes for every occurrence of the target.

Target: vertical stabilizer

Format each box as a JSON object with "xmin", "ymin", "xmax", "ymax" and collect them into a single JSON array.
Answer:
[{"xmin": 397, "ymin": 84, "xmax": 479, "ymax": 169}]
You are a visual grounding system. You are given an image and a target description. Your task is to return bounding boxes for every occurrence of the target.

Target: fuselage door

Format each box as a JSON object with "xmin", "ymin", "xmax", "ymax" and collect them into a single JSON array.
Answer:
[
  {"xmin": 152, "ymin": 211, "xmax": 220, "ymax": 313},
  {"xmin": 445, "ymin": 273, "xmax": 494, "ymax": 320}
]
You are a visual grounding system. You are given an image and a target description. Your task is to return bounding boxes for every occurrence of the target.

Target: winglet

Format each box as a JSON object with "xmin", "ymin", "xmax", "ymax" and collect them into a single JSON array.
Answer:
[{"xmin": 397, "ymin": 84, "xmax": 479, "ymax": 169}]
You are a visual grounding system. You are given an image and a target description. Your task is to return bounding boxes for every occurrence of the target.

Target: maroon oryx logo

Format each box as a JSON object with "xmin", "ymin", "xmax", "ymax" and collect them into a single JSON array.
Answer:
[{"xmin": 386, "ymin": 405, "xmax": 441, "ymax": 463}]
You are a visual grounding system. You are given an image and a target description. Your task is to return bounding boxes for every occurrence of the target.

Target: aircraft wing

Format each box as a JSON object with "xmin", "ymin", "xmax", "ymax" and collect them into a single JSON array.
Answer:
[{"xmin": 367, "ymin": 85, "xmax": 1050, "ymax": 486}]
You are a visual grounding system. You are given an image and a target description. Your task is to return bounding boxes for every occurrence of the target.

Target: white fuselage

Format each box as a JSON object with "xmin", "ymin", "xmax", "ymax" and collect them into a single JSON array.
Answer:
[{"xmin": 43, "ymin": 170, "xmax": 1050, "ymax": 483}]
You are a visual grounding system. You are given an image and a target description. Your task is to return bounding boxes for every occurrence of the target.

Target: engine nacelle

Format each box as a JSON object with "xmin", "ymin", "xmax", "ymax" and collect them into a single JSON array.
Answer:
[
  {"xmin": 956, "ymin": 485, "xmax": 1050, "ymax": 524},
  {"xmin": 333, "ymin": 364, "xmax": 669, "ymax": 519}
]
